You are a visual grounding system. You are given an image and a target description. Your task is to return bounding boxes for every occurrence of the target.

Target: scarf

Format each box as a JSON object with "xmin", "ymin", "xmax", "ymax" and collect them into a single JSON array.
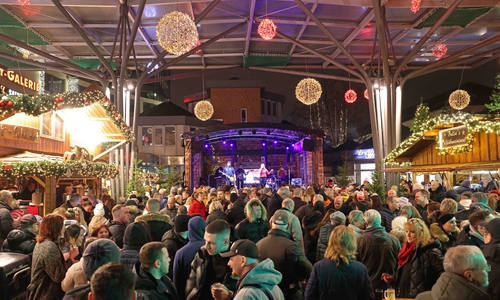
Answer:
[
  {"xmin": 469, "ymin": 225, "xmax": 484, "ymax": 243},
  {"xmin": 397, "ymin": 242, "xmax": 416, "ymax": 267}
]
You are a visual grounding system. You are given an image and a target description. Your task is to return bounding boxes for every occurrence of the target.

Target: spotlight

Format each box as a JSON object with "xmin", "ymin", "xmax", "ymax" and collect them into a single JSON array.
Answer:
[
  {"xmin": 273, "ymin": 140, "xmax": 277, "ymax": 144},
  {"xmin": 126, "ymin": 80, "xmax": 134, "ymax": 91},
  {"xmin": 204, "ymin": 144, "xmax": 208, "ymax": 148},
  {"xmin": 223, "ymin": 141, "xmax": 226, "ymax": 144},
  {"xmin": 262, "ymin": 142, "xmax": 266, "ymax": 146},
  {"xmin": 252, "ymin": 129, "xmax": 256, "ymax": 134},
  {"xmin": 286, "ymin": 146, "xmax": 289, "ymax": 150},
  {"xmin": 266, "ymin": 129, "xmax": 271, "ymax": 135},
  {"xmin": 230, "ymin": 143, "xmax": 233, "ymax": 147},
  {"xmin": 238, "ymin": 130, "xmax": 242, "ymax": 135}
]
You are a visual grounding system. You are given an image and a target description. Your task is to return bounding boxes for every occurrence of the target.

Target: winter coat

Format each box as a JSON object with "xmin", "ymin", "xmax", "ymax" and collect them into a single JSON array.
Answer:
[
  {"xmin": 2, "ymin": 227, "xmax": 36, "ymax": 256},
  {"xmin": 185, "ymin": 246, "xmax": 237, "ymax": 300},
  {"xmin": 357, "ymin": 225, "xmax": 400, "ymax": 290},
  {"xmin": 257, "ymin": 228, "xmax": 313, "ymax": 297},
  {"xmin": 159, "ymin": 206, "xmax": 178, "ymax": 222},
  {"xmin": 348, "ymin": 224, "xmax": 364, "ymax": 238},
  {"xmin": 10, "ymin": 208, "xmax": 24, "ymax": 220},
  {"xmin": 266, "ymin": 193, "xmax": 284, "ymax": 222},
  {"xmin": 292, "ymin": 197, "xmax": 307, "ymax": 214},
  {"xmin": 456, "ymin": 224, "xmax": 484, "ymax": 247},
  {"xmin": 481, "ymin": 238, "xmax": 500, "ymax": 300},
  {"xmin": 108, "ymin": 220, "xmax": 127, "ymax": 248},
  {"xmin": 415, "ymin": 272, "xmax": 490, "ymax": 300},
  {"xmin": 395, "ymin": 240, "xmax": 444, "ymax": 298},
  {"xmin": 379, "ymin": 206, "xmax": 398, "ymax": 232},
  {"xmin": 87, "ymin": 215, "xmax": 109, "ymax": 236},
  {"xmin": 0, "ymin": 201, "xmax": 14, "ymax": 246},
  {"xmin": 28, "ymin": 240, "xmax": 72, "ymax": 300},
  {"xmin": 316, "ymin": 223, "xmax": 336, "ymax": 261},
  {"xmin": 62, "ymin": 283, "xmax": 90, "ymax": 300},
  {"xmin": 259, "ymin": 194, "xmax": 272, "ymax": 208},
  {"xmin": 187, "ymin": 200, "xmax": 207, "ymax": 219},
  {"xmin": 302, "ymin": 210, "xmax": 324, "ymax": 264},
  {"xmin": 206, "ymin": 210, "xmax": 229, "ymax": 224},
  {"xmin": 120, "ymin": 221, "xmax": 151, "ymax": 269},
  {"xmin": 134, "ymin": 263, "xmax": 179, "ymax": 300},
  {"xmin": 162, "ymin": 228, "xmax": 188, "ymax": 277},
  {"xmin": 172, "ymin": 216, "xmax": 207, "ymax": 300},
  {"xmin": 429, "ymin": 185, "xmax": 446, "ymax": 202},
  {"xmin": 234, "ymin": 258, "xmax": 285, "ymax": 300},
  {"xmin": 430, "ymin": 223, "xmax": 459, "ymax": 254},
  {"xmin": 235, "ymin": 218, "xmax": 269, "ymax": 244},
  {"xmin": 136, "ymin": 212, "xmax": 172, "ymax": 242},
  {"xmin": 227, "ymin": 198, "xmax": 246, "ymax": 226},
  {"xmin": 294, "ymin": 204, "xmax": 312, "ymax": 227},
  {"xmin": 61, "ymin": 260, "xmax": 87, "ymax": 292},
  {"xmin": 279, "ymin": 207, "xmax": 304, "ymax": 250},
  {"xmin": 305, "ymin": 259, "xmax": 374, "ymax": 300}
]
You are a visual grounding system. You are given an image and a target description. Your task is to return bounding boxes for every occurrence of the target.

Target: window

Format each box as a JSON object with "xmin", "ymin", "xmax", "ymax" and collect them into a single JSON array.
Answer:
[
  {"xmin": 241, "ymin": 109, "xmax": 247, "ymax": 123},
  {"xmin": 54, "ymin": 115, "xmax": 64, "ymax": 139},
  {"xmin": 41, "ymin": 113, "xmax": 52, "ymax": 136},
  {"xmin": 272, "ymin": 103, "xmax": 277, "ymax": 117},
  {"xmin": 267, "ymin": 101, "xmax": 271, "ymax": 116},
  {"xmin": 142, "ymin": 126, "xmax": 153, "ymax": 146},
  {"xmin": 40, "ymin": 112, "xmax": 65, "ymax": 140},
  {"xmin": 154, "ymin": 128, "xmax": 163, "ymax": 145},
  {"xmin": 165, "ymin": 126, "xmax": 175, "ymax": 145},
  {"xmin": 261, "ymin": 100, "xmax": 265, "ymax": 114}
]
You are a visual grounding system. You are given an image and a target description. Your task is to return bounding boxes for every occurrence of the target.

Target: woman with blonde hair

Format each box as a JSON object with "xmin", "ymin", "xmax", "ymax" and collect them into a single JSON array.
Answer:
[
  {"xmin": 382, "ymin": 218, "xmax": 444, "ymax": 298},
  {"xmin": 305, "ymin": 225, "xmax": 373, "ymax": 300},
  {"xmin": 400, "ymin": 205, "xmax": 422, "ymax": 220},
  {"xmin": 206, "ymin": 200, "xmax": 229, "ymax": 224},
  {"xmin": 235, "ymin": 198, "xmax": 269, "ymax": 243}
]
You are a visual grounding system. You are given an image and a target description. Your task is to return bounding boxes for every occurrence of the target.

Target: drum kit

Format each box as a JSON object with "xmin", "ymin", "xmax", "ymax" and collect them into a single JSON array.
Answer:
[{"xmin": 266, "ymin": 175, "xmax": 280, "ymax": 190}]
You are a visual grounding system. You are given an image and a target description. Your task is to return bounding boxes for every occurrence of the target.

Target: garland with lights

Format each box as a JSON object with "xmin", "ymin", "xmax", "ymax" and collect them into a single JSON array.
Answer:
[
  {"xmin": 410, "ymin": 102, "xmax": 431, "ymax": 133},
  {"xmin": 485, "ymin": 73, "xmax": 500, "ymax": 113},
  {"xmin": 0, "ymin": 90, "xmax": 134, "ymax": 142},
  {"xmin": 0, "ymin": 160, "xmax": 119, "ymax": 179}
]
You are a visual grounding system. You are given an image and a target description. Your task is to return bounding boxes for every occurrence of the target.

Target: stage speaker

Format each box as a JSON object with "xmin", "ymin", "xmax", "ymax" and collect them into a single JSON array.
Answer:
[
  {"xmin": 302, "ymin": 139, "xmax": 314, "ymax": 151},
  {"xmin": 193, "ymin": 141, "xmax": 204, "ymax": 153}
]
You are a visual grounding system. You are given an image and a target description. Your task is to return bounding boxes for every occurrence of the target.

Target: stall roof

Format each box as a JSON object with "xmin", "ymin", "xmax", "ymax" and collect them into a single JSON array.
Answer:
[{"xmin": 0, "ymin": 151, "xmax": 62, "ymax": 162}]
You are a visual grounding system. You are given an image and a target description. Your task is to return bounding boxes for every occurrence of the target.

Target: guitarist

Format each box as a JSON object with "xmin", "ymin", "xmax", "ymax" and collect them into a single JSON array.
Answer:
[
  {"xmin": 235, "ymin": 164, "xmax": 248, "ymax": 189},
  {"xmin": 223, "ymin": 161, "xmax": 236, "ymax": 186}
]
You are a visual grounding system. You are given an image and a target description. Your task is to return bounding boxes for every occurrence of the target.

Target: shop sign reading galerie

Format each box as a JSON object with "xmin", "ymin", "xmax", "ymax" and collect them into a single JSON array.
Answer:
[
  {"xmin": 0, "ymin": 65, "xmax": 40, "ymax": 92},
  {"xmin": 439, "ymin": 125, "xmax": 468, "ymax": 149}
]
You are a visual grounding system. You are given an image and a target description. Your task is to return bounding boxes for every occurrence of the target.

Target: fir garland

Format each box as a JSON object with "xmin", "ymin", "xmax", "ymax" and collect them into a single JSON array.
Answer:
[
  {"xmin": 485, "ymin": 73, "xmax": 500, "ymax": 113},
  {"xmin": 0, "ymin": 160, "xmax": 119, "ymax": 179}
]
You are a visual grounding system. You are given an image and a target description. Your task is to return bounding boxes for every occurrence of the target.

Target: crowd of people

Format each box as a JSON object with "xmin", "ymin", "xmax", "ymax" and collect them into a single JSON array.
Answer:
[{"xmin": 0, "ymin": 179, "xmax": 499, "ymax": 300}]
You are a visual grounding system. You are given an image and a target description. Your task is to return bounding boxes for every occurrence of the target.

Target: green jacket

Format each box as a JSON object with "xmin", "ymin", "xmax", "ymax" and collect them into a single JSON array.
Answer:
[{"xmin": 415, "ymin": 272, "xmax": 490, "ymax": 300}]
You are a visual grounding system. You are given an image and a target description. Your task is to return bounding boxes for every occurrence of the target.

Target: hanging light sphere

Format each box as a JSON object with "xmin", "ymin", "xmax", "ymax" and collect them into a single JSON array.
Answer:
[
  {"xmin": 364, "ymin": 89, "xmax": 369, "ymax": 100},
  {"xmin": 345, "ymin": 89, "xmax": 357, "ymax": 103},
  {"xmin": 410, "ymin": 0, "xmax": 421, "ymax": 13},
  {"xmin": 258, "ymin": 18, "xmax": 277, "ymax": 40},
  {"xmin": 194, "ymin": 100, "xmax": 214, "ymax": 121},
  {"xmin": 449, "ymin": 89, "xmax": 470, "ymax": 110},
  {"xmin": 156, "ymin": 11, "xmax": 199, "ymax": 55},
  {"xmin": 295, "ymin": 78, "xmax": 322, "ymax": 105},
  {"xmin": 432, "ymin": 43, "xmax": 448, "ymax": 58}
]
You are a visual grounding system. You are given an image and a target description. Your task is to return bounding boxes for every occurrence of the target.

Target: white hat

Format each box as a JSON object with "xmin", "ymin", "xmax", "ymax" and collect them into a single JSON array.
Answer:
[{"xmin": 94, "ymin": 203, "xmax": 105, "ymax": 216}]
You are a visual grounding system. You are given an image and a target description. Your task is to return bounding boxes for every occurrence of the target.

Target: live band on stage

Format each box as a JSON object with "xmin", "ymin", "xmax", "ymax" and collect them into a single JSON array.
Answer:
[{"xmin": 214, "ymin": 161, "xmax": 290, "ymax": 190}]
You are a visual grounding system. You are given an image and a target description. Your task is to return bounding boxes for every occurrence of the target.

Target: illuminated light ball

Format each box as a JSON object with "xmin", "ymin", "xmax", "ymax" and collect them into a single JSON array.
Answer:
[
  {"xmin": 6, "ymin": 101, "xmax": 14, "ymax": 108},
  {"xmin": 432, "ymin": 43, "xmax": 448, "ymax": 59},
  {"xmin": 156, "ymin": 11, "xmax": 199, "ymax": 55},
  {"xmin": 364, "ymin": 89, "xmax": 369, "ymax": 100},
  {"xmin": 410, "ymin": 0, "xmax": 421, "ymax": 13},
  {"xmin": 191, "ymin": 40, "xmax": 202, "ymax": 54},
  {"xmin": 2, "ymin": 95, "xmax": 8, "ymax": 101},
  {"xmin": 0, "ymin": 100, "xmax": 5, "ymax": 108},
  {"xmin": 295, "ymin": 78, "xmax": 322, "ymax": 105},
  {"xmin": 258, "ymin": 18, "xmax": 277, "ymax": 40},
  {"xmin": 345, "ymin": 89, "xmax": 357, "ymax": 103},
  {"xmin": 194, "ymin": 100, "xmax": 214, "ymax": 121},
  {"xmin": 449, "ymin": 89, "xmax": 470, "ymax": 110}
]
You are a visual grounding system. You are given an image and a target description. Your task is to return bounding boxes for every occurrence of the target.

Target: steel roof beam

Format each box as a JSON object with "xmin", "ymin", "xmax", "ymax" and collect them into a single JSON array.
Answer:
[
  {"xmin": 243, "ymin": 0, "xmax": 256, "ymax": 57},
  {"xmin": 288, "ymin": 2, "xmax": 317, "ymax": 58}
]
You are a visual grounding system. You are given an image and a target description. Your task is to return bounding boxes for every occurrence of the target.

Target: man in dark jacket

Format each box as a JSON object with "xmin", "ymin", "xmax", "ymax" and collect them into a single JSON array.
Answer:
[
  {"xmin": 226, "ymin": 193, "xmax": 246, "ymax": 226},
  {"xmin": 2, "ymin": 214, "xmax": 39, "ymax": 256},
  {"xmin": 357, "ymin": 209, "xmax": 400, "ymax": 291},
  {"xmin": 136, "ymin": 198, "xmax": 172, "ymax": 242},
  {"xmin": 89, "ymin": 262, "xmax": 137, "ymax": 300},
  {"xmin": 380, "ymin": 196, "xmax": 400, "ymax": 232},
  {"xmin": 185, "ymin": 219, "xmax": 237, "ymax": 300},
  {"xmin": 414, "ymin": 189, "xmax": 430, "ymax": 223},
  {"xmin": 456, "ymin": 210, "xmax": 494, "ymax": 247},
  {"xmin": 120, "ymin": 222, "xmax": 151, "ymax": 269},
  {"xmin": 0, "ymin": 190, "xmax": 15, "ymax": 247},
  {"xmin": 60, "ymin": 193, "xmax": 81, "ymax": 210},
  {"xmin": 259, "ymin": 187, "xmax": 273, "ymax": 208},
  {"xmin": 108, "ymin": 204, "xmax": 130, "ymax": 248},
  {"xmin": 291, "ymin": 187, "xmax": 306, "ymax": 213},
  {"xmin": 162, "ymin": 214, "xmax": 190, "ymax": 278},
  {"xmin": 159, "ymin": 196, "xmax": 178, "ymax": 222},
  {"xmin": 257, "ymin": 210, "xmax": 312, "ymax": 300},
  {"xmin": 173, "ymin": 216, "xmax": 206, "ymax": 300},
  {"xmin": 267, "ymin": 187, "xmax": 288, "ymax": 221},
  {"xmin": 135, "ymin": 242, "xmax": 179, "ymax": 300},
  {"xmin": 481, "ymin": 217, "xmax": 500, "ymax": 300}
]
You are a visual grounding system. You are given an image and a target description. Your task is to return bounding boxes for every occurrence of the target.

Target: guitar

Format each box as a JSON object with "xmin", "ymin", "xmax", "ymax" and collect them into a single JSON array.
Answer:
[
  {"xmin": 221, "ymin": 171, "xmax": 236, "ymax": 182},
  {"xmin": 236, "ymin": 170, "xmax": 249, "ymax": 180}
]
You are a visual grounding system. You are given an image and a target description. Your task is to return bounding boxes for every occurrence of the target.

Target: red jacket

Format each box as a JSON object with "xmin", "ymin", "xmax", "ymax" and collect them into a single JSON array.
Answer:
[{"xmin": 188, "ymin": 200, "xmax": 207, "ymax": 219}]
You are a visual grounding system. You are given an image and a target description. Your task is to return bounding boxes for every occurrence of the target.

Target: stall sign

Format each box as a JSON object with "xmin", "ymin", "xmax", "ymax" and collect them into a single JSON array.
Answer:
[
  {"xmin": 354, "ymin": 148, "xmax": 375, "ymax": 160},
  {"xmin": 439, "ymin": 125, "xmax": 468, "ymax": 149},
  {"xmin": 0, "ymin": 65, "xmax": 40, "ymax": 92},
  {"xmin": 0, "ymin": 124, "xmax": 39, "ymax": 143},
  {"xmin": 0, "ymin": 84, "xmax": 22, "ymax": 96}
]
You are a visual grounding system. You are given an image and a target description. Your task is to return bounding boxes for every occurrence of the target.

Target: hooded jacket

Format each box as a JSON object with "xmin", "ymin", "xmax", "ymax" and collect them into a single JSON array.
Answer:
[
  {"xmin": 481, "ymin": 235, "xmax": 500, "ymax": 299},
  {"xmin": 162, "ymin": 228, "xmax": 188, "ymax": 278},
  {"xmin": 415, "ymin": 272, "xmax": 490, "ymax": 300},
  {"xmin": 379, "ymin": 206, "xmax": 398, "ymax": 233},
  {"xmin": 135, "ymin": 212, "xmax": 172, "ymax": 242},
  {"xmin": 456, "ymin": 223, "xmax": 484, "ymax": 247},
  {"xmin": 227, "ymin": 198, "xmax": 246, "ymax": 226},
  {"xmin": 108, "ymin": 220, "xmax": 127, "ymax": 248},
  {"xmin": 134, "ymin": 263, "xmax": 179, "ymax": 300},
  {"xmin": 120, "ymin": 222, "xmax": 151, "ymax": 269},
  {"xmin": 235, "ymin": 199, "xmax": 270, "ymax": 244},
  {"xmin": 2, "ymin": 227, "xmax": 36, "ymax": 255},
  {"xmin": 233, "ymin": 258, "xmax": 284, "ymax": 300},
  {"xmin": 430, "ymin": 223, "xmax": 459, "ymax": 254},
  {"xmin": 357, "ymin": 225, "xmax": 400, "ymax": 290},
  {"xmin": 429, "ymin": 185, "xmax": 446, "ymax": 203},
  {"xmin": 172, "ymin": 216, "xmax": 206, "ymax": 300},
  {"xmin": 0, "ymin": 201, "xmax": 14, "ymax": 246}
]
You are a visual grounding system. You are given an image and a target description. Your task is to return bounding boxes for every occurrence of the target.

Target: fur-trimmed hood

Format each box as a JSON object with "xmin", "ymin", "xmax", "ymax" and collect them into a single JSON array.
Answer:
[
  {"xmin": 136, "ymin": 212, "xmax": 171, "ymax": 224},
  {"xmin": 430, "ymin": 223, "xmax": 460, "ymax": 243}
]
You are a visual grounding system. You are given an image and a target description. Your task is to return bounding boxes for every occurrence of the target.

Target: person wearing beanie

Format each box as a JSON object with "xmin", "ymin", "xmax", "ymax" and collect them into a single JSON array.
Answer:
[
  {"xmin": 120, "ymin": 221, "xmax": 152, "ymax": 269},
  {"xmin": 161, "ymin": 214, "xmax": 191, "ymax": 278},
  {"xmin": 316, "ymin": 211, "xmax": 346, "ymax": 260},
  {"xmin": 88, "ymin": 203, "xmax": 110, "ymax": 236},
  {"xmin": 136, "ymin": 198, "xmax": 172, "ymax": 242},
  {"xmin": 2, "ymin": 214, "xmax": 39, "ymax": 256},
  {"xmin": 62, "ymin": 239, "xmax": 120, "ymax": 300},
  {"xmin": 173, "ymin": 216, "xmax": 207, "ymax": 300},
  {"xmin": 481, "ymin": 218, "xmax": 500, "ymax": 299},
  {"xmin": 430, "ymin": 213, "xmax": 460, "ymax": 254}
]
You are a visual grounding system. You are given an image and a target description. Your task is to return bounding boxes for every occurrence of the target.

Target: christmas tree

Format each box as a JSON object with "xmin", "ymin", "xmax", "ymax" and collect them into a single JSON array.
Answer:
[
  {"xmin": 485, "ymin": 73, "xmax": 500, "ymax": 113},
  {"xmin": 411, "ymin": 101, "xmax": 430, "ymax": 132}
]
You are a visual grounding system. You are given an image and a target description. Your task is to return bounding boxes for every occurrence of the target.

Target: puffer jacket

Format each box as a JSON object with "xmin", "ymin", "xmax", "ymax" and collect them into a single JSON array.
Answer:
[
  {"xmin": 206, "ymin": 210, "xmax": 229, "ymax": 224},
  {"xmin": 233, "ymin": 258, "xmax": 284, "ymax": 300},
  {"xmin": 429, "ymin": 185, "xmax": 446, "ymax": 202},
  {"xmin": 379, "ymin": 206, "xmax": 398, "ymax": 232},
  {"xmin": 108, "ymin": 220, "xmax": 127, "ymax": 248},
  {"xmin": 415, "ymin": 272, "xmax": 490, "ymax": 300},
  {"xmin": 456, "ymin": 223, "xmax": 483, "ymax": 247},
  {"xmin": 235, "ymin": 217, "xmax": 269, "ymax": 244},
  {"xmin": 120, "ymin": 222, "xmax": 151, "ymax": 269},
  {"xmin": 0, "ymin": 201, "xmax": 14, "ymax": 246},
  {"xmin": 134, "ymin": 263, "xmax": 178, "ymax": 300},
  {"xmin": 357, "ymin": 225, "xmax": 400, "ymax": 290},
  {"xmin": 2, "ymin": 227, "xmax": 36, "ymax": 256},
  {"xmin": 316, "ymin": 223, "xmax": 336, "ymax": 261},
  {"xmin": 430, "ymin": 223, "xmax": 459, "ymax": 254},
  {"xmin": 161, "ymin": 228, "xmax": 188, "ymax": 278},
  {"xmin": 481, "ymin": 237, "xmax": 500, "ymax": 300},
  {"xmin": 227, "ymin": 198, "xmax": 246, "ymax": 226},
  {"xmin": 135, "ymin": 212, "xmax": 172, "ymax": 242},
  {"xmin": 395, "ymin": 240, "xmax": 444, "ymax": 298}
]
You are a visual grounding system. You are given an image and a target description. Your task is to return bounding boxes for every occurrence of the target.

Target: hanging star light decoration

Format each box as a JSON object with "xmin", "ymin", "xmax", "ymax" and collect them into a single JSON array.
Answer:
[
  {"xmin": 449, "ymin": 89, "xmax": 470, "ymax": 110},
  {"xmin": 295, "ymin": 78, "xmax": 322, "ymax": 105},
  {"xmin": 410, "ymin": 0, "xmax": 421, "ymax": 13},
  {"xmin": 156, "ymin": 11, "xmax": 199, "ymax": 55},
  {"xmin": 433, "ymin": 43, "xmax": 448, "ymax": 58},
  {"xmin": 194, "ymin": 100, "xmax": 214, "ymax": 121},
  {"xmin": 345, "ymin": 89, "xmax": 357, "ymax": 103},
  {"xmin": 258, "ymin": 18, "xmax": 277, "ymax": 40}
]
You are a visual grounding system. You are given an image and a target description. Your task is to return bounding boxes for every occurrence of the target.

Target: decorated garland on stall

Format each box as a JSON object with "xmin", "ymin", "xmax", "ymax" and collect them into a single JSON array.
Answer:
[
  {"xmin": 0, "ymin": 160, "xmax": 119, "ymax": 179},
  {"xmin": 0, "ymin": 90, "xmax": 134, "ymax": 142}
]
